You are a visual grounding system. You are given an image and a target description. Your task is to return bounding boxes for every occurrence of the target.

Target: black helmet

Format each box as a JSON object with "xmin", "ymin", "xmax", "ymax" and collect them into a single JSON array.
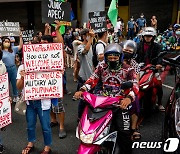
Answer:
[{"xmin": 104, "ymin": 43, "xmax": 124, "ymax": 70}]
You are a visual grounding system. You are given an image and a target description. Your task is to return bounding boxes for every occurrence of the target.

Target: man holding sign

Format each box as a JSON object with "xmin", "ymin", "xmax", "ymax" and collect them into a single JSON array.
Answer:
[{"xmin": 17, "ymin": 21, "xmax": 64, "ymax": 154}]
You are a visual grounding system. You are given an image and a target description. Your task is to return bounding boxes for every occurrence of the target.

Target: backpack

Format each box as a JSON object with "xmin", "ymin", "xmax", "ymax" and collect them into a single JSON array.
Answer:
[{"xmin": 92, "ymin": 42, "xmax": 106, "ymax": 67}]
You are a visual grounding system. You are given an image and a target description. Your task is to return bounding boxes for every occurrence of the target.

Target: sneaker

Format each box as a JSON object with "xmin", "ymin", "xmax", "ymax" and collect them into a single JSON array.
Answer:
[
  {"xmin": 159, "ymin": 105, "xmax": 165, "ymax": 112},
  {"xmin": 72, "ymin": 96, "xmax": 78, "ymax": 101},
  {"xmin": 59, "ymin": 129, "xmax": 67, "ymax": 139},
  {"xmin": 64, "ymin": 90, "xmax": 71, "ymax": 95},
  {"xmin": 0, "ymin": 144, "xmax": 5, "ymax": 153}
]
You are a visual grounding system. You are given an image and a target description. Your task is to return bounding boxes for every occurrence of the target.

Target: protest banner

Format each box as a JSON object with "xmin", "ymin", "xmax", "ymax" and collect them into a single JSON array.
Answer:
[
  {"xmin": 0, "ymin": 73, "xmax": 9, "ymax": 100},
  {"xmin": 24, "ymin": 71, "xmax": 63, "ymax": 100},
  {"xmin": 0, "ymin": 73, "xmax": 12, "ymax": 128},
  {"xmin": 23, "ymin": 43, "xmax": 64, "ymax": 72},
  {"xmin": 89, "ymin": 11, "xmax": 107, "ymax": 33},
  {"xmin": 22, "ymin": 30, "xmax": 34, "ymax": 43},
  {"xmin": 42, "ymin": 0, "xmax": 71, "ymax": 24},
  {"xmin": 0, "ymin": 21, "xmax": 20, "ymax": 36},
  {"xmin": 0, "ymin": 97, "xmax": 12, "ymax": 129}
]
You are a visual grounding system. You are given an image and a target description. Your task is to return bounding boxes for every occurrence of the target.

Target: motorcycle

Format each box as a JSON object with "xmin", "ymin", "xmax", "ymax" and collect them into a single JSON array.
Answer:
[
  {"xmin": 163, "ymin": 53, "xmax": 180, "ymax": 152},
  {"xmin": 138, "ymin": 52, "xmax": 167, "ymax": 117},
  {"xmin": 76, "ymin": 82, "xmax": 133, "ymax": 154}
]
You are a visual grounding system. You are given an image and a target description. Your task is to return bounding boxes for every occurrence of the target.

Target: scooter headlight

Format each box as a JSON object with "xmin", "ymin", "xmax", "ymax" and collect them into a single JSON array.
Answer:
[
  {"xmin": 80, "ymin": 130, "xmax": 96, "ymax": 144},
  {"xmin": 142, "ymin": 85, "xmax": 149, "ymax": 89}
]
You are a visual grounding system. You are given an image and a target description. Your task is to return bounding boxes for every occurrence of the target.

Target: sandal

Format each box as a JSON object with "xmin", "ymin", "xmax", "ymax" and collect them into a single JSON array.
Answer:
[
  {"xmin": 131, "ymin": 129, "xmax": 141, "ymax": 140},
  {"xmin": 41, "ymin": 149, "xmax": 52, "ymax": 154},
  {"xmin": 22, "ymin": 146, "xmax": 34, "ymax": 154}
]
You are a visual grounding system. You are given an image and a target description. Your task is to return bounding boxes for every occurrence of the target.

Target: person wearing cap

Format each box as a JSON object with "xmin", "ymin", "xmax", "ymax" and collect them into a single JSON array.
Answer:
[
  {"xmin": 126, "ymin": 17, "xmax": 136, "ymax": 40},
  {"xmin": 76, "ymin": 28, "xmax": 95, "ymax": 119},
  {"xmin": 136, "ymin": 13, "xmax": 147, "ymax": 32}
]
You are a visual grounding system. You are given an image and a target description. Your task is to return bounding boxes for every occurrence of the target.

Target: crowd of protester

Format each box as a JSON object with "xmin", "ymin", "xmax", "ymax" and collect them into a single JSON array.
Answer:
[{"xmin": 0, "ymin": 12, "xmax": 179, "ymax": 153}]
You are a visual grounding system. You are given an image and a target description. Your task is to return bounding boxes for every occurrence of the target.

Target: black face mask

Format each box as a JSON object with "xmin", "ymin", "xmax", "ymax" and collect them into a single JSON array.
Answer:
[
  {"xmin": 107, "ymin": 61, "xmax": 121, "ymax": 70},
  {"xmin": 124, "ymin": 52, "xmax": 133, "ymax": 60}
]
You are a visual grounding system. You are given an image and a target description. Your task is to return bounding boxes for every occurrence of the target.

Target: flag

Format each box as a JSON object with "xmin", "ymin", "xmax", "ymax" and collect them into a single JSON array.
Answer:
[{"xmin": 108, "ymin": 0, "xmax": 118, "ymax": 27}]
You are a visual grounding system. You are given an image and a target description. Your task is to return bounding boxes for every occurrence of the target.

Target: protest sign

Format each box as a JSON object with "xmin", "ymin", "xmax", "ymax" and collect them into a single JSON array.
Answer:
[
  {"xmin": 22, "ymin": 30, "xmax": 34, "ymax": 43},
  {"xmin": 0, "ymin": 73, "xmax": 9, "ymax": 100},
  {"xmin": 0, "ymin": 97, "xmax": 12, "ymax": 129},
  {"xmin": 23, "ymin": 43, "xmax": 64, "ymax": 72},
  {"xmin": 0, "ymin": 73, "xmax": 12, "ymax": 128},
  {"xmin": 0, "ymin": 21, "xmax": 20, "ymax": 36},
  {"xmin": 89, "ymin": 11, "xmax": 107, "ymax": 33},
  {"xmin": 42, "ymin": 0, "xmax": 71, "ymax": 24},
  {"xmin": 24, "ymin": 71, "xmax": 63, "ymax": 100}
]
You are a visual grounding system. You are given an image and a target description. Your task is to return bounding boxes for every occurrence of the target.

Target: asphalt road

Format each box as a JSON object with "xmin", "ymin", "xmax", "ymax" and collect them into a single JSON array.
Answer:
[{"xmin": 1, "ymin": 68, "xmax": 175, "ymax": 154}]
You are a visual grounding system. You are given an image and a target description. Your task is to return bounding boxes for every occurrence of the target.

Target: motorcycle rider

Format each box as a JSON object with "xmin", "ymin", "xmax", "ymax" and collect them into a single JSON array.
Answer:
[
  {"xmin": 122, "ymin": 40, "xmax": 141, "ymax": 140},
  {"xmin": 74, "ymin": 43, "xmax": 139, "ymax": 154},
  {"xmin": 136, "ymin": 27, "xmax": 165, "ymax": 111}
]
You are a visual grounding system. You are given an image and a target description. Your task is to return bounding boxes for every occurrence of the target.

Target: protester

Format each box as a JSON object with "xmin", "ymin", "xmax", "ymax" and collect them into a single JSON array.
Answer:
[
  {"xmin": 76, "ymin": 28, "xmax": 95, "ymax": 119},
  {"xmin": 1, "ymin": 35, "xmax": 23, "ymax": 102},
  {"xmin": 72, "ymin": 31, "xmax": 82, "ymax": 82}
]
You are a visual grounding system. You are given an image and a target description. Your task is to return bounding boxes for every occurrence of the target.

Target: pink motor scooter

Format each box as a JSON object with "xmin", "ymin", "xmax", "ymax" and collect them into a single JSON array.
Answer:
[{"xmin": 76, "ymin": 82, "xmax": 133, "ymax": 154}]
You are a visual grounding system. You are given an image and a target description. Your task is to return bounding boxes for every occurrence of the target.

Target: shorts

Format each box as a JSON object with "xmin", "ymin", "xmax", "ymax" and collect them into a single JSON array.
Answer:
[{"xmin": 51, "ymin": 99, "xmax": 65, "ymax": 113}]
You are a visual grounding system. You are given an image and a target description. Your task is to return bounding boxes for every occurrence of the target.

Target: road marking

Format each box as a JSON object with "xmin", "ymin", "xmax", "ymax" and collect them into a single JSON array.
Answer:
[{"xmin": 162, "ymin": 84, "xmax": 174, "ymax": 90}]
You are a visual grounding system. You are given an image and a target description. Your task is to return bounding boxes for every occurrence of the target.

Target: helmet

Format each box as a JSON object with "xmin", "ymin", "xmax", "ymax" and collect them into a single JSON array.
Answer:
[
  {"xmin": 142, "ymin": 27, "xmax": 157, "ymax": 37},
  {"xmin": 122, "ymin": 40, "xmax": 137, "ymax": 59},
  {"xmin": 173, "ymin": 24, "xmax": 180, "ymax": 30},
  {"xmin": 104, "ymin": 43, "xmax": 124, "ymax": 70},
  {"xmin": 122, "ymin": 40, "xmax": 137, "ymax": 53}
]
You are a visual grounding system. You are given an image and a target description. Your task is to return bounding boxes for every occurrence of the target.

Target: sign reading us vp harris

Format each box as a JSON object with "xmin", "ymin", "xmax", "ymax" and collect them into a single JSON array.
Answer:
[
  {"xmin": 23, "ymin": 43, "xmax": 64, "ymax": 100},
  {"xmin": 42, "ymin": 0, "xmax": 71, "ymax": 24},
  {"xmin": 89, "ymin": 11, "xmax": 107, "ymax": 33},
  {"xmin": 0, "ymin": 22, "xmax": 20, "ymax": 36},
  {"xmin": 0, "ymin": 73, "xmax": 12, "ymax": 128}
]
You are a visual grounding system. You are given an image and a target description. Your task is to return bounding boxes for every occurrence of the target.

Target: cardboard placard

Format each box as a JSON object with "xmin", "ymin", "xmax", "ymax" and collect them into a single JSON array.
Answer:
[
  {"xmin": 0, "ymin": 97, "xmax": 12, "ymax": 129},
  {"xmin": 42, "ymin": 0, "xmax": 71, "ymax": 23},
  {"xmin": 0, "ymin": 73, "xmax": 9, "ymax": 100},
  {"xmin": 24, "ymin": 71, "xmax": 63, "ymax": 100},
  {"xmin": 89, "ymin": 11, "xmax": 107, "ymax": 33},
  {"xmin": 0, "ymin": 73, "xmax": 12, "ymax": 128},
  {"xmin": 22, "ymin": 30, "xmax": 34, "ymax": 43},
  {"xmin": 23, "ymin": 43, "xmax": 64, "ymax": 72},
  {"xmin": 0, "ymin": 22, "xmax": 20, "ymax": 36}
]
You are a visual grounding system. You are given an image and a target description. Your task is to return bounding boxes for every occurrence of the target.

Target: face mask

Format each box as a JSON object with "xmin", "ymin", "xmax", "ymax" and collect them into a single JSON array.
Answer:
[
  {"xmin": 124, "ymin": 52, "xmax": 133, "ymax": 59},
  {"xmin": 107, "ymin": 61, "xmax": 120, "ymax": 71},
  {"xmin": 131, "ymin": 19, "xmax": 133, "ymax": 21},
  {"xmin": 3, "ymin": 43, "xmax": 10, "ymax": 48},
  {"xmin": 141, "ymin": 16, "xmax": 144, "ymax": 18},
  {"xmin": 175, "ymin": 31, "xmax": 180, "ymax": 35}
]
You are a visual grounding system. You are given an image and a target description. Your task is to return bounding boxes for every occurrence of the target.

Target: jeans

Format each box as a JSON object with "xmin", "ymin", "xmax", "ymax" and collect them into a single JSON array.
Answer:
[
  {"xmin": 6, "ymin": 65, "xmax": 18, "ymax": 97},
  {"xmin": 26, "ymin": 100, "xmax": 52, "ymax": 146}
]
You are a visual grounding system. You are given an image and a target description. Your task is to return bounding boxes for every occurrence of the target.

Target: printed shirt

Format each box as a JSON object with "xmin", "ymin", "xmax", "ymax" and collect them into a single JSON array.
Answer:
[
  {"xmin": 130, "ymin": 59, "xmax": 140, "ymax": 74},
  {"xmin": 82, "ymin": 63, "xmax": 139, "ymax": 101}
]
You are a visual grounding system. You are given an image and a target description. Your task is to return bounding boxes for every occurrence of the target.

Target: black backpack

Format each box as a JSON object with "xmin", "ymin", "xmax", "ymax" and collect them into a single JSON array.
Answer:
[{"xmin": 92, "ymin": 42, "xmax": 105, "ymax": 67}]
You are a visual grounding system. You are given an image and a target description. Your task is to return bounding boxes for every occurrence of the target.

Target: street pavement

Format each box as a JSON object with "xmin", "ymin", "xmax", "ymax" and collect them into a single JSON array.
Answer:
[{"xmin": 1, "ymin": 68, "xmax": 175, "ymax": 154}]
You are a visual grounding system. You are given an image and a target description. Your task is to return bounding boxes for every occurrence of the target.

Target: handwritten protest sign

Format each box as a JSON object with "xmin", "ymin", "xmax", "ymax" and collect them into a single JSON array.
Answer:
[
  {"xmin": 0, "ymin": 22, "xmax": 20, "ymax": 36},
  {"xmin": 0, "ymin": 73, "xmax": 9, "ymax": 100},
  {"xmin": 42, "ymin": 0, "xmax": 71, "ymax": 24},
  {"xmin": 22, "ymin": 30, "xmax": 34, "ymax": 43},
  {"xmin": 23, "ymin": 43, "xmax": 64, "ymax": 72},
  {"xmin": 89, "ymin": 11, "xmax": 107, "ymax": 33},
  {"xmin": 24, "ymin": 71, "xmax": 63, "ymax": 100},
  {"xmin": 0, "ymin": 73, "xmax": 12, "ymax": 128},
  {"xmin": 0, "ymin": 97, "xmax": 12, "ymax": 129}
]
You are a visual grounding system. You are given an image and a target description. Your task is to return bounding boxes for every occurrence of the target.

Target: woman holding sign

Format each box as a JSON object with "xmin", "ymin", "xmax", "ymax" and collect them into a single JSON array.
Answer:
[{"xmin": 1, "ymin": 35, "xmax": 23, "ymax": 102}]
